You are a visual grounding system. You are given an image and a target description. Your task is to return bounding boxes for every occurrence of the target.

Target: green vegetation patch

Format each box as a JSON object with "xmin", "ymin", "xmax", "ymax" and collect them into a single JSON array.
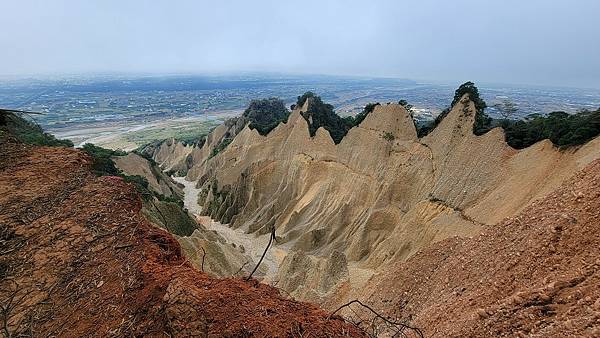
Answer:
[
  {"xmin": 124, "ymin": 119, "xmax": 219, "ymax": 146},
  {"xmin": 1, "ymin": 112, "xmax": 73, "ymax": 147},
  {"xmin": 82, "ymin": 143, "xmax": 184, "ymax": 205},
  {"xmin": 296, "ymin": 92, "xmax": 354, "ymax": 144},
  {"xmin": 348, "ymin": 102, "xmax": 380, "ymax": 127},
  {"xmin": 243, "ymin": 98, "xmax": 290, "ymax": 135},
  {"xmin": 82, "ymin": 142, "xmax": 197, "ymax": 235},
  {"xmin": 141, "ymin": 198, "xmax": 198, "ymax": 236},
  {"xmin": 503, "ymin": 109, "xmax": 600, "ymax": 149},
  {"xmin": 416, "ymin": 81, "xmax": 492, "ymax": 137},
  {"xmin": 209, "ymin": 138, "xmax": 232, "ymax": 159},
  {"xmin": 295, "ymin": 92, "xmax": 417, "ymax": 144},
  {"xmin": 412, "ymin": 82, "xmax": 600, "ymax": 149},
  {"xmin": 81, "ymin": 143, "xmax": 126, "ymax": 176}
]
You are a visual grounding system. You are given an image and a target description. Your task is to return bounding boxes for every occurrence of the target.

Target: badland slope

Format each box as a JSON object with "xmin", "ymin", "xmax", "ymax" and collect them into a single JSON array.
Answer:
[{"xmin": 149, "ymin": 94, "xmax": 600, "ymax": 301}]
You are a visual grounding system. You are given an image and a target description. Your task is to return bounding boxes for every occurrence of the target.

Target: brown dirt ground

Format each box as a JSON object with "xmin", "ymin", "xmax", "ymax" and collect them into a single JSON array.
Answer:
[
  {"xmin": 363, "ymin": 158, "xmax": 600, "ymax": 337},
  {"xmin": 0, "ymin": 133, "xmax": 363, "ymax": 337}
]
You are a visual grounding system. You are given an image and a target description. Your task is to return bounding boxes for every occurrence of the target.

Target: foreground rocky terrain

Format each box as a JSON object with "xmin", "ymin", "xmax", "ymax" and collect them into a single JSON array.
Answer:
[{"xmin": 0, "ymin": 131, "xmax": 363, "ymax": 337}]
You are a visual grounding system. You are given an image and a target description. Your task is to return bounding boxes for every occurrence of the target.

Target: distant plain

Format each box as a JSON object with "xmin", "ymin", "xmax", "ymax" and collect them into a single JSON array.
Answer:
[{"xmin": 1, "ymin": 74, "xmax": 598, "ymax": 150}]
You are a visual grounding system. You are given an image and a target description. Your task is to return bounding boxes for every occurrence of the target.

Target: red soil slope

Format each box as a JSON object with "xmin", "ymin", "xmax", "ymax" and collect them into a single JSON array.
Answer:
[
  {"xmin": 365, "ymin": 158, "xmax": 600, "ymax": 337},
  {"xmin": 0, "ymin": 134, "xmax": 362, "ymax": 337}
]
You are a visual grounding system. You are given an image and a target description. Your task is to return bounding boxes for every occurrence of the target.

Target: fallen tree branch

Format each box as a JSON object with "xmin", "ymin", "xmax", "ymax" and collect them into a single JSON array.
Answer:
[
  {"xmin": 1, "ymin": 281, "xmax": 27, "ymax": 338},
  {"xmin": 328, "ymin": 299, "xmax": 424, "ymax": 338},
  {"xmin": 200, "ymin": 247, "xmax": 206, "ymax": 272},
  {"xmin": 233, "ymin": 261, "xmax": 248, "ymax": 276},
  {"xmin": 115, "ymin": 244, "xmax": 133, "ymax": 249},
  {"xmin": 245, "ymin": 226, "xmax": 276, "ymax": 281}
]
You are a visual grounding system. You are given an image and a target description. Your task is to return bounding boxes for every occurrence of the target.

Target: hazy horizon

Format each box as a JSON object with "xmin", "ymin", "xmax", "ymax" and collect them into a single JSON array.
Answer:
[{"xmin": 2, "ymin": 0, "xmax": 600, "ymax": 89}]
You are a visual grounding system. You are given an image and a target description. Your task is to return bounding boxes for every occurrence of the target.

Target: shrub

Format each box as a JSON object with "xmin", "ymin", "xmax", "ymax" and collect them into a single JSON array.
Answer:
[
  {"xmin": 351, "ymin": 103, "xmax": 380, "ymax": 127},
  {"xmin": 122, "ymin": 174, "xmax": 154, "ymax": 201},
  {"xmin": 209, "ymin": 138, "xmax": 232, "ymax": 159},
  {"xmin": 296, "ymin": 91, "xmax": 317, "ymax": 107},
  {"xmin": 81, "ymin": 143, "xmax": 126, "ymax": 176},
  {"xmin": 2, "ymin": 112, "xmax": 73, "ymax": 147},
  {"xmin": 243, "ymin": 98, "xmax": 290, "ymax": 135},
  {"xmin": 297, "ymin": 92, "xmax": 353, "ymax": 144},
  {"xmin": 450, "ymin": 81, "xmax": 492, "ymax": 135},
  {"xmin": 415, "ymin": 120, "xmax": 435, "ymax": 138},
  {"xmin": 503, "ymin": 108, "xmax": 600, "ymax": 149},
  {"xmin": 383, "ymin": 132, "xmax": 395, "ymax": 141},
  {"xmin": 398, "ymin": 99, "xmax": 413, "ymax": 112},
  {"xmin": 417, "ymin": 81, "xmax": 491, "ymax": 137},
  {"xmin": 451, "ymin": 81, "xmax": 487, "ymax": 113}
]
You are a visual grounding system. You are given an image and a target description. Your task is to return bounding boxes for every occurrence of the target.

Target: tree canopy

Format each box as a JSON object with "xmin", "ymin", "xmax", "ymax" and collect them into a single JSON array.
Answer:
[
  {"xmin": 296, "ymin": 92, "xmax": 352, "ymax": 144},
  {"xmin": 351, "ymin": 102, "xmax": 380, "ymax": 127},
  {"xmin": 503, "ymin": 109, "xmax": 600, "ymax": 149},
  {"xmin": 493, "ymin": 99, "xmax": 519, "ymax": 121},
  {"xmin": 243, "ymin": 97, "xmax": 290, "ymax": 136},
  {"xmin": 416, "ymin": 81, "xmax": 492, "ymax": 137}
]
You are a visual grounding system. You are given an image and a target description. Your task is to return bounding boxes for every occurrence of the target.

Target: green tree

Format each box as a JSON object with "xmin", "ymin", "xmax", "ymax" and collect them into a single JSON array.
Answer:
[
  {"xmin": 243, "ymin": 97, "xmax": 290, "ymax": 135},
  {"xmin": 417, "ymin": 81, "xmax": 491, "ymax": 137},
  {"xmin": 398, "ymin": 99, "xmax": 414, "ymax": 112},
  {"xmin": 493, "ymin": 99, "xmax": 519, "ymax": 123},
  {"xmin": 351, "ymin": 102, "xmax": 380, "ymax": 127},
  {"xmin": 503, "ymin": 108, "xmax": 600, "ymax": 149},
  {"xmin": 297, "ymin": 92, "xmax": 353, "ymax": 144}
]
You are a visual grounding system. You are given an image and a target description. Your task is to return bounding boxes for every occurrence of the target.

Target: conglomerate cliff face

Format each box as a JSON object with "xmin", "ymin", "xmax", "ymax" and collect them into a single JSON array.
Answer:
[{"xmin": 148, "ymin": 95, "xmax": 600, "ymax": 302}]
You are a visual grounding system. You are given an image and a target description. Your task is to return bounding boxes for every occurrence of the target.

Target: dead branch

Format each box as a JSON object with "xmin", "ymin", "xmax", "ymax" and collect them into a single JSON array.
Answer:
[
  {"xmin": 245, "ymin": 226, "xmax": 276, "ymax": 281},
  {"xmin": 328, "ymin": 299, "xmax": 424, "ymax": 338},
  {"xmin": 233, "ymin": 261, "xmax": 248, "ymax": 276},
  {"xmin": 115, "ymin": 244, "xmax": 133, "ymax": 249},
  {"xmin": 200, "ymin": 247, "xmax": 206, "ymax": 272},
  {"xmin": 1, "ymin": 281, "xmax": 27, "ymax": 338}
]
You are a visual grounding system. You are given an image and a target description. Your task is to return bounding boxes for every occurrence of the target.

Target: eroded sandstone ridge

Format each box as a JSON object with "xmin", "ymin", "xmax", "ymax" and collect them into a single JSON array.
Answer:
[{"xmin": 145, "ymin": 94, "xmax": 600, "ymax": 304}]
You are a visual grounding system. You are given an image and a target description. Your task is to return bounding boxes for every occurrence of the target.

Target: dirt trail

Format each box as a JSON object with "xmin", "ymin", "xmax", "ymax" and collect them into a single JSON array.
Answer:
[{"xmin": 174, "ymin": 176, "xmax": 286, "ymax": 281}]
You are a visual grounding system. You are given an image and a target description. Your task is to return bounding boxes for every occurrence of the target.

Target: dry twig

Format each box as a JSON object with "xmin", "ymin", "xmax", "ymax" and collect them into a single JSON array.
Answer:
[
  {"xmin": 245, "ymin": 226, "xmax": 276, "ymax": 281},
  {"xmin": 200, "ymin": 247, "xmax": 206, "ymax": 272},
  {"xmin": 328, "ymin": 299, "xmax": 424, "ymax": 338}
]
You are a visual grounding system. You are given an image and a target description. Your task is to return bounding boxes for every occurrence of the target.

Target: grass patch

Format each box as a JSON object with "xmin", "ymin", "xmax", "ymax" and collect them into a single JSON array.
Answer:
[
  {"xmin": 2, "ymin": 112, "xmax": 73, "ymax": 147},
  {"xmin": 209, "ymin": 138, "xmax": 232, "ymax": 159},
  {"xmin": 124, "ymin": 120, "xmax": 220, "ymax": 146}
]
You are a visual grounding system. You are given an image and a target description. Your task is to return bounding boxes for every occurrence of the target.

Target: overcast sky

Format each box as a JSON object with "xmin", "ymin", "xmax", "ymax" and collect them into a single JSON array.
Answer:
[{"xmin": 1, "ymin": 0, "xmax": 599, "ymax": 88}]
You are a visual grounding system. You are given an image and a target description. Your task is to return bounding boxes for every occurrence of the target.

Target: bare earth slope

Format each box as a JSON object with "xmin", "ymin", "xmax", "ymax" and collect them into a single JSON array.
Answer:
[
  {"xmin": 363, "ymin": 158, "xmax": 600, "ymax": 337},
  {"xmin": 155, "ymin": 95, "xmax": 600, "ymax": 302},
  {"xmin": 0, "ymin": 134, "xmax": 362, "ymax": 337}
]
